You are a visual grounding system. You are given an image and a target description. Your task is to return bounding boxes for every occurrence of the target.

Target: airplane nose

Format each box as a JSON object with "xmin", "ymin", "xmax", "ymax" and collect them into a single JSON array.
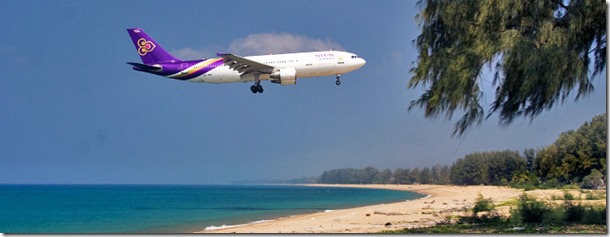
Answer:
[{"xmin": 357, "ymin": 58, "xmax": 366, "ymax": 68}]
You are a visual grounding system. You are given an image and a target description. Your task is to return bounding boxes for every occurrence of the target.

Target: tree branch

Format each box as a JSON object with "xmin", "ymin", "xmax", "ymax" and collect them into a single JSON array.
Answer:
[{"xmin": 552, "ymin": 0, "xmax": 570, "ymax": 11}]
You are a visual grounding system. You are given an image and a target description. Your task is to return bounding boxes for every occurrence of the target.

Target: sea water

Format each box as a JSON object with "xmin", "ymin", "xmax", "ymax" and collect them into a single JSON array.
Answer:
[{"xmin": 0, "ymin": 185, "xmax": 425, "ymax": 233}]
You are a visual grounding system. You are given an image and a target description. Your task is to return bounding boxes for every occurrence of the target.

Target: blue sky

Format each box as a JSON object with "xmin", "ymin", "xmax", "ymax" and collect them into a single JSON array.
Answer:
[{"xmin": 1, "ymin": 0, "xmax": 606, "ymax": 184}]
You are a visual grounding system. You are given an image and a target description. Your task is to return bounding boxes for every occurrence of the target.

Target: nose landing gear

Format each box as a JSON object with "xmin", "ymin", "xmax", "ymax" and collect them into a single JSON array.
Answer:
[{"xmin": 335, "ymin": 74, "xmax": 342, "ymax": 86}]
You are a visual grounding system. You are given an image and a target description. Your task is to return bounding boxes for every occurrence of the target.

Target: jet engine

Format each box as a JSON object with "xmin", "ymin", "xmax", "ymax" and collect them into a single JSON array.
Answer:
[{"xmin": 270, "ymin": 68, "xmax": 297, "ymax": 85}]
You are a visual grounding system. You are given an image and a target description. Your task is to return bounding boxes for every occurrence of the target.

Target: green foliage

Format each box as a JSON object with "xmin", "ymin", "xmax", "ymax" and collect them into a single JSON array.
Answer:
[
  {"xmin": 318, "ymin": 167, "xmax": 373, "ymax": 184},
  {"xmin": 512, "ymin": 194, "xmax": 549, "ymax": 223},
  {"xmin": 317, "ymin": 165, "xmax": 452, "ymax": 185},
  {"xmin": 391, "ymin": 200, "xmax": 606, "ymax": 233},
  {"xmin": 581, "ymin": 169, "xmax": 605, "ymax": 189},
  {"xmin": 314, "ymin": 114, "xmax": 605, "ymax": 189},
  {"xmin": 388, "ymin": 194, "xmax": 607, "ymax": 234},
  {"xmin": 510, "ymin": 170, "xmax": 540, "ymax": 189},
  {"xmin": 542, "ymin": 178, "xmax": 561, "ymax": 189},
  {"xmin": 563, "ymin": 191, "xmax": 576, "ymax": 200},
  {"xmin": 510, "ymin": 194, "xmax": 606, "ymax": 226},
  {"xmin": 582, "ymin": 206, "xmax": 606, "ymax": 224},
  {"xmin": 388, "ymin": 222, "xmax": 606, "ymax": 234},
  {"xmin": 543, "ymin": 205, "xmax": 566, "ymax": 224},
  {"xmin": 535, "ymin": 114, "xmax": 606, "ymax": 186},
  {"xmin": 472, "ymin": 194, "xmax": 495, "ymax": 217},
  {"xmin": 584, "ymin": 191, "xmax": 604, "ymax": 200},
  {"xmin": 451, "ymin": 150, "xmax": 526, "ymax": 185},
  {"xmin": 410, "ymin": 0, "xmax": 606, "ymax": 136},
  {"xmin": 563, "ymin": 201, "xmax": 585, "ymax": 222}
]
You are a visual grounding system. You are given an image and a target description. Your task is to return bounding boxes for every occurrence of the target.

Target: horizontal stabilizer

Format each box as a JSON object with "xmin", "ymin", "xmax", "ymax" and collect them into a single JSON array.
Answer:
[{"xmin": 127, "ymin": 62, "xmax": 162, "ymax": 71}]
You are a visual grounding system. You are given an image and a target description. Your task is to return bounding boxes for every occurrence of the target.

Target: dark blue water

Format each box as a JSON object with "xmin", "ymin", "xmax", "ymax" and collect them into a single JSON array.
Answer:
[{"xmin": 0, "ymin": 185, "xmax": 425, "ymax": 233}]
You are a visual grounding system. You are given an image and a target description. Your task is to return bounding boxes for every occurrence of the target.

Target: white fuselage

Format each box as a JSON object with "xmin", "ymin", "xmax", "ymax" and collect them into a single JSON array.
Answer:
[{"xmin": 178, "ymin": 51, "xmax": 366, "ymax": 84}]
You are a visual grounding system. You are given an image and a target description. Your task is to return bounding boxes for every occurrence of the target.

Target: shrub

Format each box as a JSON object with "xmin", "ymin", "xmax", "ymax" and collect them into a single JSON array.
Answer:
[
  {"xmin": 584, "ymin": 191, "xmax": 604, "ymax": 200},
  {"xmin": 563, "ymin": 201, "xmax": 585, "ymax": 222},
  {"xmin": 472, "ymin": 194, "xmax": 495, "ymax": 218},
  {"xmin": 543, "ymin": 205, "xmax": 565, "ymax": 224},
  {"xmin": 562, "ymin": 183, "xmax": 580, "ymax": 189},
  {"xmin": 581, "ymin": 169, "xmax": 605, "ymax": 189},
  {"xmin": 512, "ymin": 194, "xmax": 549, "ymax": 223},
  {"xmin": 543, "ymin": 178, "xmax": 561, "ymax": 189},
  {"xmin": 582, "ymin": 206, "xmax": 606, "ymax": 225}
]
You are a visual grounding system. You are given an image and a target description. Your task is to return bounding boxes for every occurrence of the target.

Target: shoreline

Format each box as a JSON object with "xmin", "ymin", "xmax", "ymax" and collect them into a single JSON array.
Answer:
[{"xmin": 199, "ymin": 184, "xmax": 524, "ymax": 233}]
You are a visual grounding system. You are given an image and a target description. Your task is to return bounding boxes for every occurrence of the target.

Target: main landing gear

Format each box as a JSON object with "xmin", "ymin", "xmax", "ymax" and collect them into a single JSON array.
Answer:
[
  {"xmin": 335, "ymin": 74, "xmax": 342, "ymax": 86},
  {"xmin": 250, "ymin": 74, "xmax": 264, "ymax": 94},
  {"xmin": 250, "ymin": 82, "xmax": 264, "ymax": 94}
]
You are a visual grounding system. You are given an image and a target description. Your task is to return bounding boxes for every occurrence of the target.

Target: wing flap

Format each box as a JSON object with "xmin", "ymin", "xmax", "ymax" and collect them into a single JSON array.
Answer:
[{"xmin": 217, "ymin": 53, "xmax": 274, "ymax": 75}]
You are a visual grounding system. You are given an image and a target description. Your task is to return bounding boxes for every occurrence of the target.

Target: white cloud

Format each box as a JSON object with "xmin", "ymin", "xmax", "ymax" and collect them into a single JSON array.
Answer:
[
  {"xmin": 229, "ymin": 33, "xmax": 344, "ymax": 55},
  {"xmin": 170, "ymin": 33, "xmax": 344, "ymax": 59},
  {"xmin": 170, "ymin": 47, "xmax": 212, "ymax": 60}
]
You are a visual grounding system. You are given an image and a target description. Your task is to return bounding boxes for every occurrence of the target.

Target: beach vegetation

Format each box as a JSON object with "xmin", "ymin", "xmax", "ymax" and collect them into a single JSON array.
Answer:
[
  {"xmin": 387, "ymin": 221, "xmax": 607, "ymax": 234},
  {"xmin": 309, "ymin": 114, "xmax": 605, "ymax": 200},
  {"xmin": 511, "ymin": 194, "xmax": 549, "ymax": 223},
  {"xmin": 388, "ymin": 194, "xmax": 606, "ymax": 234},
  {"xmin": 562, "ymin": 191, "xmax": 576, "ymax": 200},
  {"xmin": 541, "ymin": 178, "xmax": 561, "ymax": 189},
  {"xmin": 583, "ymin": 190, "xmax": 605, "ymax": 200},
  {"xmin": 534, "ymin": 114, "xmax": 606, "ymax": 187},
  {"xmin": 581, "ymin": 169, "xmax": 605, "ymax": 189},
  {"xmin": 496, "ymin": 198, "xmax": 519, "ymax": 208},
  {"xmin": 471, "ymin": 194, "xmax": 495, "ymax": 218}
]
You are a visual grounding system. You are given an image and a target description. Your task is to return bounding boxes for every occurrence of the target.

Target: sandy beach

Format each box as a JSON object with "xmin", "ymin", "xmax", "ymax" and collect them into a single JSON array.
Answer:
[{"xmin": 200, "ymin": 184, "xmax": 526, "ymax": 233}]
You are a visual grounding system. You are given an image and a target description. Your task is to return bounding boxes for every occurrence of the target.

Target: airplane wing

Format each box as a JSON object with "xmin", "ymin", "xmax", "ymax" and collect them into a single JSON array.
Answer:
[{"xmin": 217, "ymin": 53, "xmax": 274, "ymax": 77}]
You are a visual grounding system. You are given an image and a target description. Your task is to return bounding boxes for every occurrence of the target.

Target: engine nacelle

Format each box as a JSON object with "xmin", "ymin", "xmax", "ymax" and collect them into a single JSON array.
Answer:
[{"xmin": 270, "ymin": 68, "xmax": 297, "ymax": 85}]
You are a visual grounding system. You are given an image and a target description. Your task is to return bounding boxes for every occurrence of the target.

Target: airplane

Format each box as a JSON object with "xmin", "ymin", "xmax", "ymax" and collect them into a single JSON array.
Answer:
[{"xmin": 126, "ymin": 28, "xmax": 366, "ymax": 93}]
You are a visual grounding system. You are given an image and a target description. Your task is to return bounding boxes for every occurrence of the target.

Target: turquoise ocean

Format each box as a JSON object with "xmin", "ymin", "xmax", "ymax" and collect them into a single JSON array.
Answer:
[{"xmin": 0, "ymin": 185, "xmax": 425, "ymax": 233}]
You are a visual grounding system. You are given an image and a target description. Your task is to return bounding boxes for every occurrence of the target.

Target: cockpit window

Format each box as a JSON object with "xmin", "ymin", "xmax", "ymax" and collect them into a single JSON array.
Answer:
[{"xmin": 351, "ymin": 55, "xmax": 359, "ymax": 59}]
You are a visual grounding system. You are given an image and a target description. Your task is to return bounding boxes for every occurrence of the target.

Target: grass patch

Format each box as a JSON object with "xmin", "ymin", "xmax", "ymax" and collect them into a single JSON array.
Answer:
[
  {"xmin": 496, "ymin": 197, "xmax": 519, "ymax": 207},
  {"xmin": 584, "ymin": 190, "xmax": 605, "ymax": 200}
]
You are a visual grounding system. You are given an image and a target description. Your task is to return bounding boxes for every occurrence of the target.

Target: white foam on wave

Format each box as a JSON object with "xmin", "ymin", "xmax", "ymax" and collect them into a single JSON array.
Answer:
[
  {"xmin": 249, "ymin": 219, "xmax": 272, "ymax": 224},
  {"xmin": 324, "ymin": 210, "xmax": 334, "ymax": 213},
  {"xmin": 204, "ymin": 224, "xmax": 243, "ymax": 231},
  {"xmin": 204, "ymin": 219, "xmax": 272, "ymax": 231}
]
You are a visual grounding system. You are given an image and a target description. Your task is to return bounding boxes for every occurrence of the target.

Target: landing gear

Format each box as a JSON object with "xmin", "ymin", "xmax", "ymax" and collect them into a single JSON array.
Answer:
[
  {"xmin": 335, "ymin": 74, "xmax": 342, "ymax": 86},
  {"xmin": 250, "ymin": 82, "xmax": 263, "ymax": 94},
  {"xmin": 250, "ymin": 74, "xmax": 264, "ymax": 94}
]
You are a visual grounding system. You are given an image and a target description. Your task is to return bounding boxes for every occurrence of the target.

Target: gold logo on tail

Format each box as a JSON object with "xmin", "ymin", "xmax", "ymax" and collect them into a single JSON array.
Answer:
[{"xmin": 137, "ymin": 38, "xmax": 156, "ymax": 56}]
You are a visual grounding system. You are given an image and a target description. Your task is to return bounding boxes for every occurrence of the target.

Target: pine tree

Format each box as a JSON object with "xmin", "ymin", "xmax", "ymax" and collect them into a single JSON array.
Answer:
[{"xmin": 409, "ymin": 0, "xmax": 606, "ymax": 136}]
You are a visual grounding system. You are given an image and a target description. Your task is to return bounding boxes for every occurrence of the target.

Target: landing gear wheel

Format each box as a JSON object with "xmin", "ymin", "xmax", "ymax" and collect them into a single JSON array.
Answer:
[
  {"xmin": 250, "ymin": 84, "xmax": 264, "ymax": 94},
  {"xmin": 335, "ymin": 80, "xmax": 341, "ymax": 86}
]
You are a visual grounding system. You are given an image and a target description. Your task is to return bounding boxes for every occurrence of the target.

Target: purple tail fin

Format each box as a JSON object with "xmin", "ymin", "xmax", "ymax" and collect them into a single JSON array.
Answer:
[{"xmin": 127, "ymin": 28, "xmax": 182, "ymax": 64}]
